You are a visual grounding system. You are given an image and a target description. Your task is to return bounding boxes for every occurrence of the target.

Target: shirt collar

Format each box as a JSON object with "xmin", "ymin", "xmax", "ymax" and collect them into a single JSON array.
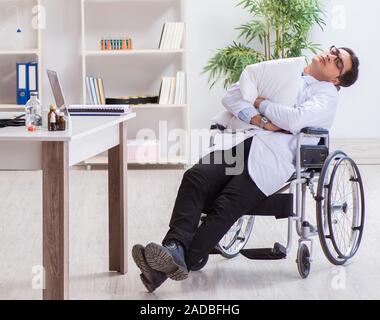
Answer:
[
  {"xmin": 301, "ymin": 73, "xmax": 339, "ymax": 91},
  {"xmin": 301, "ymin": 73, "xmax": 319, "ymax": 86}
]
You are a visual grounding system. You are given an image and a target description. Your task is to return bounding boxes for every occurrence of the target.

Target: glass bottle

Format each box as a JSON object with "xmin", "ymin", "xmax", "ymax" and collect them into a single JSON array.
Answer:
[
  {"xmin": 25, "ymin": 92, "xmax": 42, "ymax": 132},
  {"xmin": 56, "ymin": 110, "xmax": 67, "ymax": 131},
  {"xmin": 48, "ymin": 105, "xmax": 58, "ymax": 132}
]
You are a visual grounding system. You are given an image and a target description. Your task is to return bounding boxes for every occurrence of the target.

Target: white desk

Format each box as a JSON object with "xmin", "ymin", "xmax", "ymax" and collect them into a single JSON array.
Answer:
[{"xmin": 0, "ymin": 112, "xmax": 136, "ymax": 300}]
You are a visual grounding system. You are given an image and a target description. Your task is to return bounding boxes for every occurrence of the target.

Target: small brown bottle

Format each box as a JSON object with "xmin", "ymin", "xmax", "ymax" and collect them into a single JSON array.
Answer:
[
  {"xmin": 48, "ymin": 105, "xmax": 57, "ymax": 132},
  {"xmin": 57, "ymin": 110, "xmax": 67, "ymax": 131}
]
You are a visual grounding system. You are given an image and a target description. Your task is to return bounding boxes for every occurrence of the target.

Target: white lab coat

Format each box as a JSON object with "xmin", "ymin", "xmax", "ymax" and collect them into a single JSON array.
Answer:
[{"xmin": 205, "ymin": 60, "xmax": 339, "ymax": 196}]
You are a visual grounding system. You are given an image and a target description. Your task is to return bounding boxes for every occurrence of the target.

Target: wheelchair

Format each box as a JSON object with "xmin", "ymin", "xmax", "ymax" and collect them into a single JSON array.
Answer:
[{"xmin": 192, "ymin": 120, "xmax": 365, "ymax": 279}]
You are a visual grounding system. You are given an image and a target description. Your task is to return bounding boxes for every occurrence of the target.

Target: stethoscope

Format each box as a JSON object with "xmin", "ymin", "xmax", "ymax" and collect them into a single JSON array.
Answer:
[{"xmin": 0, "ymin": 114, "xmax": 25, "ymax": 128}]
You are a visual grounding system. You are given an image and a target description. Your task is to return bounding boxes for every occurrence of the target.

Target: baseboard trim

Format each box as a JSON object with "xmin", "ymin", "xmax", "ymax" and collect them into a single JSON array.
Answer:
[{"xmin": 331, "ymin": 139, "xmax": 380, "ymax": 165}]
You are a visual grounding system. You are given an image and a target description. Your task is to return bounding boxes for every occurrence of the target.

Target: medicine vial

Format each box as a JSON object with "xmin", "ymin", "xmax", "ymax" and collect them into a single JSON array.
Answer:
[{"xmin": 48, "ymin": 105, "xmax": 58, "ymax": 132}]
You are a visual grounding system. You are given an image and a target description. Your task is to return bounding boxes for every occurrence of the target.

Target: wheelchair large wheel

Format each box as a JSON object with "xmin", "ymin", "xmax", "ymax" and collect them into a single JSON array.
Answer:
[
  {"xmin": 215, "ymin": 216, "xmax": 255, "ymax": 259},
  {"xmin": 316, "ymin": 151, "xmax": 365, "ymax": 265}
]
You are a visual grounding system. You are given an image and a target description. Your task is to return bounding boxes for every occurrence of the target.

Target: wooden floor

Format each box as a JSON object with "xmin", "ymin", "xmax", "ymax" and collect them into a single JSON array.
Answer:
[{"xmin": 0, "ymin": 165, "xmax": 379, "ymax": 300}]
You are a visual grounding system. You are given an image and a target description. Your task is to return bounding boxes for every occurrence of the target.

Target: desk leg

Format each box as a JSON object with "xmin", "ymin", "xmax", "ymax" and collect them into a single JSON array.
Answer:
[
  {"xmin": 42, "ymin": 141, "xmax": 69, "ymax": 300},
  {"xmin": 108, "ymin": 122, "xmax": 128, "ymax": 274}
]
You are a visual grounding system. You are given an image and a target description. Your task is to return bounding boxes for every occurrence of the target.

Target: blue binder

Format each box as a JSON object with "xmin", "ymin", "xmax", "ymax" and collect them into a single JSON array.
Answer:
[
  {"xmin": 16, "ymin": 62, "xmax": 38, "ymax": 105},
  {"xmin": 16, "ymin": 63, "xmax": 28, "ymax": 105},
  {"xmin": 28, "ymin": 62, "xmax": 39, "ymax": 97}
]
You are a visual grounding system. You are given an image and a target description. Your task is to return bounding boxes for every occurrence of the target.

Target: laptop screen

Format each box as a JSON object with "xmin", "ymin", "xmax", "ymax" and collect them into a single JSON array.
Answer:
[
  {"xmin": 47, "ymin": 70, "xmax": 66, "ymax": 111},
  {"xmin": 47, "ymin": 70, "xmax": 71, "ymax": 128}
]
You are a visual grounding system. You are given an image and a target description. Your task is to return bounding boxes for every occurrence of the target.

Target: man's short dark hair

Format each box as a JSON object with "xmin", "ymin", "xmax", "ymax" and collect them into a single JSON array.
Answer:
[{"xmin": 339, "ymin": 47, "xmax": 359, "ymax": 87}]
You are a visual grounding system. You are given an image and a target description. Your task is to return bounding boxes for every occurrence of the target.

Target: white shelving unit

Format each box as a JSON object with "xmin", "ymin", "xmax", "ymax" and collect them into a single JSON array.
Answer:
[
  {"xmin": 0, "ymin": 0, "xmax": 42, "ymax": 112},
  {"xmin": 0, "ymin": 49, "xmax": 40, "ymax": 55},
  {"xmin": 131, "ymin": 104, "xmax": 188, "ymax": 109},
  {"xmin": 84, "ymin": 49, "xmax": 186, "ymax": 56},
  {"xmin": 81, "ymin": 0, "xmax": 189, "ymax": 166}
]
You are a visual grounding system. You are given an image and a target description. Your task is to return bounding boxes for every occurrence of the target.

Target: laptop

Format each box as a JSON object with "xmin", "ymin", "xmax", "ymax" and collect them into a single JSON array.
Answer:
[
  {"xmin": 47, "ymin": 70, "xmax": 71, "ymax": 125},
  {"xmin": 47, "ymin": 70, "xmax": 131, "ymax": 117}
]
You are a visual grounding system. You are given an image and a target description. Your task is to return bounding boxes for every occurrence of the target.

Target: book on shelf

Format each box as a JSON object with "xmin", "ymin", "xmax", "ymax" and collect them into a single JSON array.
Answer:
[
  {"xmin": 158, "ymin": 77, "xmax": 172, "ymax": 105},
  {"xmin": 173, "ymin": 22, "xmax": 184, "ymax": 49},
  {"xmin": 168, "ymin": 77, "xmax": 176, "ymax": 105},
  {"xmin": 86, "ymin": 76, "xmax": 97, "ymax": 104},
  {"xmin": 158, "ymin": 23, "xmax": 168, "ymax": 50},
  {"xmin": 86, "ymin": 75, "xmax": 106, "ymax": 105},
  {"xmin": 101, "ymin": 38, "xmax": 133, "ymax": 51},
  {"xmin": 85, "ymin": 76, "xmax": 94, "ymax": 104},
  {"xmin": 97, "ymin": 78, "xmax": 106, "ymax": 105},
  {"xmin": 158, "ymin": 22, "xmax": 185, "ymax": 50},
  {"xmin": 177, "ymin": 71, "xmax": 187, "ymax": 105},
  {"xmin": 94, "ymin": 78, "xmax": 101, "ymax": 105},
  {"xmin": 174, "ymin": 74, "xmax": 181, "ymax": 106},
  {"xmin": 158, "ymin": 72, "xmax": 187, "ymax": 105},
  {"xmin": 167, "ymin": 23, "xmax": 176, "ymax": 50}
]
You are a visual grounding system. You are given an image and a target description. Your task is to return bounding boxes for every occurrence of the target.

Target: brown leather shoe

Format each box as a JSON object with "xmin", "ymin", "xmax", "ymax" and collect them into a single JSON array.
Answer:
[{"xmin": 132, "ymin": 244, "xmax": 168, "ymax": 293}]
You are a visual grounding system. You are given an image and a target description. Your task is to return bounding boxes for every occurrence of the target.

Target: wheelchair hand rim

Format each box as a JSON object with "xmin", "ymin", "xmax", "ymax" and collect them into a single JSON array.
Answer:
[
  {"xmin": 327, "ymin": 156, "xmax": 365, "ymax": 260},
  {"xmin": 316, "ymin": 150, "xmax": 348, "ymax": 265}
]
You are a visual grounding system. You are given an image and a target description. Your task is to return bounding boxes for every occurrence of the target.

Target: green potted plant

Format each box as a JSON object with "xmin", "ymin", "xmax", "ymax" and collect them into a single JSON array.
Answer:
[{"xmin": 203, "ymin": 0, "xmax": 326, "ymax": 89}]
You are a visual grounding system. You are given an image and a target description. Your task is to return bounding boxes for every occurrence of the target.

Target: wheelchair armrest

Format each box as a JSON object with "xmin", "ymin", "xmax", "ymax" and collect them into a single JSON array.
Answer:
[
  {"xmin": 301, "ymin": 127, "xmax": 329, "ymax": 136},
  {"xmin": 210, "ymin": 124, "xmax": 227, "ymax": 131}
]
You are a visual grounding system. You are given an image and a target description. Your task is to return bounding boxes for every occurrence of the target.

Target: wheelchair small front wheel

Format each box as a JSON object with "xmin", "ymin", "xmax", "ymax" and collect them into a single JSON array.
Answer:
[{"xmin": 297, "ymin": 244, "xmax": 311, "ymax": 279}]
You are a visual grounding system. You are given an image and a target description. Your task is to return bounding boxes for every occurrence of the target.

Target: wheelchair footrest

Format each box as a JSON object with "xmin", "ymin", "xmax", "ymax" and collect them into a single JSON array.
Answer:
[{"xmin": 240, "ymin": 243, "xmax": 287, "ymax": 260}]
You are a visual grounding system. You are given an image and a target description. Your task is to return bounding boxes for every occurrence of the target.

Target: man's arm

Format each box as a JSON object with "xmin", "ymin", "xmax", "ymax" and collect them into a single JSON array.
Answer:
[
  {"xmin": 222, "ymin": 83, "xmax": 283, "ymax": 132},
  {"xmin": 221, "ymin": 83, "xmax": 260, "ymax": 120},
  {"xmin": 250, "ymin": 114, "xmax": 283, "ymax": 132},
  {"xmin": 254, "ymin": 87, "xmax": 338, "ymax": 134},
  {"xmin": 238, "ymin": 107, "xmax": 259, "ymax": 124},
  {"xmin": 224, "ymin": 94, "xmax": 282, "ymax": 132}
]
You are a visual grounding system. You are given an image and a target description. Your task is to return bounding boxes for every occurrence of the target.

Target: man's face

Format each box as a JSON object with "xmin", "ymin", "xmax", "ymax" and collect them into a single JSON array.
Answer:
[{"xmin": 310, "ymin": 46, "xmax": 353, "ymax": 85}]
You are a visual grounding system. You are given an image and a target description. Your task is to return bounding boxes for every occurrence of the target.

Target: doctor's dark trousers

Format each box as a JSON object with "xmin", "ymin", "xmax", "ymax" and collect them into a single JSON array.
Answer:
[{"xmin": 162, "ymin": 137, "xmax": 267, "ymax": 269}]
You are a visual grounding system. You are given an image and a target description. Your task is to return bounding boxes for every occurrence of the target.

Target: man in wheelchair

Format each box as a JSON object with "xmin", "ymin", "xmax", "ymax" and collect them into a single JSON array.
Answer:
[{"xmin": 133, "ymin": 46, "xmax": 360, "ymax": 292}]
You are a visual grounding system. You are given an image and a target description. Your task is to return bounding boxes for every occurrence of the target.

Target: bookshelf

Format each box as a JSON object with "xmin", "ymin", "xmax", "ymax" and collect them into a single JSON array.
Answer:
[
  {"xmin": 81, "ymin": 0, "xmax": 189, "ymax": 166},
  {"xmin": 0, "ymin": 49, "xmax": 40, "ymax": 55},
  {"xmin": 0, "ymin": 0, "xmax": 42, "ymax": 112}
]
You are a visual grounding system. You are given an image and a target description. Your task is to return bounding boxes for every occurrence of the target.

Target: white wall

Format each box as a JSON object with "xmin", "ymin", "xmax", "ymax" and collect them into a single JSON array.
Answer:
[
  {"xmin": 41, "ymin": 0, "xmax": 82, "ymax": 110},
  {"xmin": 308, "ymin": 0, "xmax": 378, "ymax": 138},
  {"xmin": 186, "ymin": 0, "xmax": 251, "ymax": 134},
  {"xmin": 37, "ymin": 0, "xmax": 379, "ymax": 139}
]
